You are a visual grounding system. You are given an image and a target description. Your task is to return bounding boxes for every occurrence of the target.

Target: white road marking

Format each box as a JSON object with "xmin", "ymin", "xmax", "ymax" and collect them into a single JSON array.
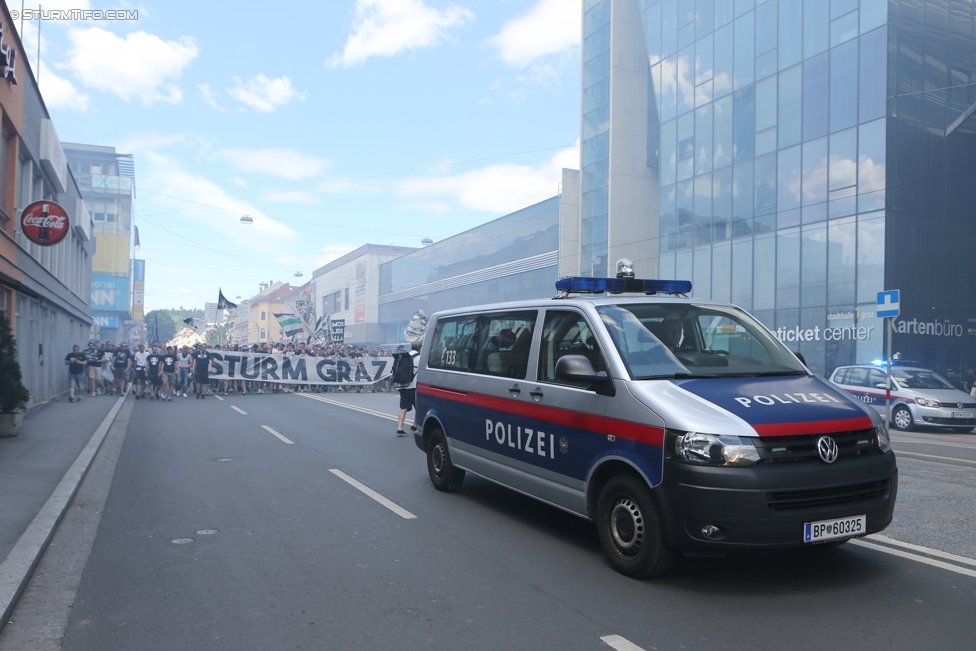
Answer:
[
  {"xmin": 328, "ymin": 469, "xmax": 416, "ymax": 520},
  {"xmin": 851, "ymin": 540, "xmax": 976, "ymax": 579},
  {"xmin": 261, "ymin": 425, "xmax": 294, "ymax": 445},
  {"xmin": 601, "ymin": 635, "xmax": 647, "ymax": 651},
  {"xmin": 866, "ymin": 534, "xmax": 976, "ymax": 568},
  {"xmin": 893, "ymin": 450, "xmax": 976, "ymax": 467},
  {"xmin": 298, "ymin": 393, "xmax": 399, "ymax": 422},
  {"xmin": 214, "ymin": 395, "xmax": 224, "ymax": 401},
  {"xmin": 230, "ymin": 405, "xmax": 247, "ymax": 415}
]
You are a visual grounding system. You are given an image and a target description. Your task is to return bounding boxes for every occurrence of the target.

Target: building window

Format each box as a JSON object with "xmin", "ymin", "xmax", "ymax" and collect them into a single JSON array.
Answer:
[
  {"xmin": 260, "ymin": 328, "xmax": 266, "ymax": 339},
  {"xmin": 261, "ymin": 311, "xmax": 266, "ymax": 320},
  {"xmin": 344, "ymin": 288, "xmax": 349, "ymax": 311}
]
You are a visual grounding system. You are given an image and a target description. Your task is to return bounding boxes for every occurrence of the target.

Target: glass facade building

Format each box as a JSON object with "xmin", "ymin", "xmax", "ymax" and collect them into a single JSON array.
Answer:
[
  {"xmin": 580, "ymin": 0, "xmax": 976, "ymax": 380},
  {"xmin": 378, "ymin": 197, "xmax": 560, "ymax": 341}
]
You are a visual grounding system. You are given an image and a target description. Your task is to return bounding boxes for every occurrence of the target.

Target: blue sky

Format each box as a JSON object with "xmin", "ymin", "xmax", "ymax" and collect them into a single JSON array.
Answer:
[{"xmin": 20, "ymin": 0, "xmax": 581, "ymax": 310}]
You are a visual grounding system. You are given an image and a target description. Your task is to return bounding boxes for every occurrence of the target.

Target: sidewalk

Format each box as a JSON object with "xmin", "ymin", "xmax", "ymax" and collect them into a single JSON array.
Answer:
[{"xmin": 0, "ymin": 394, "xmax": 117, "ymax": 566}]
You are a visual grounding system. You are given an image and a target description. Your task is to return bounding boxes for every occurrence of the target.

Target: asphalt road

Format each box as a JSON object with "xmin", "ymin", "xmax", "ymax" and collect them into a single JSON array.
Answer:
[{"xmin": 7, "ymin": 391, "xmax": 976, "ymax": 650}]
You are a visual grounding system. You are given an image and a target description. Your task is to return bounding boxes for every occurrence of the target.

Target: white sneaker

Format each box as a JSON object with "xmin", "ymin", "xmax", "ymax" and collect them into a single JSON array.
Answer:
[{"xmin": 183, "ymin": 392, "xmax": 188, "ymax": 397}]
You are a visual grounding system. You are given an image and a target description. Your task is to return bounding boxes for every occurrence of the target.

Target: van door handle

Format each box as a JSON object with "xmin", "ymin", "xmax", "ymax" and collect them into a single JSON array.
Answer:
[
  {"xmin": 509, "ymin": 384, "xmax": 521, "ymax": 396},
  {"xmin": 529, "ymin": 388, "xmax": 544, "ymax": 400}
]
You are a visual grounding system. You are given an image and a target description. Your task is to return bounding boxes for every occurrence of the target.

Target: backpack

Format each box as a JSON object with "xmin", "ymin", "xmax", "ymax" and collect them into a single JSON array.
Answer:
[{"xmin": 390, "ymin": 351, "xmax": 416, "ymax": 386}]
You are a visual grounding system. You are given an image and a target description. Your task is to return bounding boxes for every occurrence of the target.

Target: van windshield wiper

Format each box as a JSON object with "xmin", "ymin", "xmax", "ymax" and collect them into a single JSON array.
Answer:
[
  {"xmin": 635, "ymin": 372, "xmax": 719, "ymax": 380},
  {"xmin": 720, "ymin": 370, "xmax": 808, "ymax": 378}
]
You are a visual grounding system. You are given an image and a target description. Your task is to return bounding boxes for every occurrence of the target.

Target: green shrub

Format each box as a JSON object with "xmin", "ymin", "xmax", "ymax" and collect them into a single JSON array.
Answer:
[{"xmin": 0, "ymin": 311, "xmax": 30, "ymax": 413}]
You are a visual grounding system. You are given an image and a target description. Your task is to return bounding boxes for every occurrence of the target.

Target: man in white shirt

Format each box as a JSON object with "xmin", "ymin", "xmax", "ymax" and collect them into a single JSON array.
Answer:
[{"xmin": 133, "ymin": 345, "xmax": 150, "ymax": 399}]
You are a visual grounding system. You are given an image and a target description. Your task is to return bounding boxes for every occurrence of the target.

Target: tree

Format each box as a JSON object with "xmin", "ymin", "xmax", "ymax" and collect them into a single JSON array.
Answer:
[
  {"xmin": 0, "ymin": 311, "xmax": 30, "ymax": 413},
  {"xmin": 144, "ymin": 309, "xmax": 178, "ymax": 344}
]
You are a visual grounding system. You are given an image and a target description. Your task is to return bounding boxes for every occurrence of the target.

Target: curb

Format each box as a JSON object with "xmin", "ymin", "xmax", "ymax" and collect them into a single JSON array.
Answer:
[{"xmin": 0, "ymin": 391, "xmax": 129, "ymax": 633}]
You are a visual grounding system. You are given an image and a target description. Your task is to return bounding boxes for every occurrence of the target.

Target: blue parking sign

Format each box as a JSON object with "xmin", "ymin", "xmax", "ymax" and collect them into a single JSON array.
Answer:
[{"xmin": 877, "ymin": 290, "xmax": 900, "ymax": 318}]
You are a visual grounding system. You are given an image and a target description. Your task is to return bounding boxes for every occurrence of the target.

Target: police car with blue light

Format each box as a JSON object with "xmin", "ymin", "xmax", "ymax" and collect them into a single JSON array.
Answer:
[
  {"xmin": 829, "ymin": 361, "xmax": 976, "ymax": 433},
  {"xmin": 413, "ymin": 261, "xmax": 897, "ymax": 577}
]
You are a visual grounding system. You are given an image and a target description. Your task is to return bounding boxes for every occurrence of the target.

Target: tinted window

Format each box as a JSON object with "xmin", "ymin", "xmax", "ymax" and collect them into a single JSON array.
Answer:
[
  {"xmin": 847, "ymin": 367, "xmax": 869, "ymax": 386},
  {"xmin": 476, "ymin": 312, "xmax": 537, "ymax": 379},
  {"xmin": 833, "ymin": 367, "xmax": 850, "ymax": 384},
  {"xmin": 866, "ymin": 368, "xmax": 887, "ymax": 388},
  {"xmin": 427, "ymin": 314, "xmax": 481, "ymax": 373},
  {"xmin": 892, "ymin": 369, "xmax": 956, "ymax": 390},
  {"xmin": 538, "ymin": 311, "xmax": 605, "ymax": 388}
]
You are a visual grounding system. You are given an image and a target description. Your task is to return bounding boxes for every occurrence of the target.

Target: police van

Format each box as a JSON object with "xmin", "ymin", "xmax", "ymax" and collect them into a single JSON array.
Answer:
[{"xmin": 413, "ymin": 262, "xmax": 897, "ymax": 577}]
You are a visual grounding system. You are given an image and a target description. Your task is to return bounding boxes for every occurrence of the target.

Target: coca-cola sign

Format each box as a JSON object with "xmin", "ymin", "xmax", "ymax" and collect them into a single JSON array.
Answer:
[{"xmin": 20, "ymin": 201, "xmax": 70, "ymax": 246}]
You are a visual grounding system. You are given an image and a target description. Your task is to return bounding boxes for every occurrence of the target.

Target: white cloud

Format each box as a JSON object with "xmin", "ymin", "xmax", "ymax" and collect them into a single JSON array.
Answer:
[
  {"xmin": 37, "ymin": 63, "xmax": 90, "ymax": 110},
  {"xmin": 214, "ymin": 147, "xmax": 329, "ymax": 181},
  {"xmin": 64, "ymin": 27, "xmax": 198, "ymax": 104},
  {"xmin": 491, "ymin": 0, "xmax": 580, "ymax": 68},
  {"xmin": 233, "ymin": 176, "xmax": 249, "ymax": 187},
  {"xmin": 198, "ymin": 83, "xmax": 225, "ymax": 112},
  {"xmin": 226, "ymin": 74, "xmax": 306, "ymax": 113},
  {"xmin": 326, "ymin": 0, "xmax": 474, "ymax": 68},
  {"xmin": 137, "ymin": 149, "xmax": 296, "ymax": 246},
  {"xmin": 398, "ymin": 144, "xmax": 578, "ymax": 214}
]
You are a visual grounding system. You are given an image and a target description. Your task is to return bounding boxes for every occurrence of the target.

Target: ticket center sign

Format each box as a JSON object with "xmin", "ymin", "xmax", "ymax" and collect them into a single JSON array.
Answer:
[{"xmin": 20, "ymin": 201, "xmax": 70, "ymax": 246}]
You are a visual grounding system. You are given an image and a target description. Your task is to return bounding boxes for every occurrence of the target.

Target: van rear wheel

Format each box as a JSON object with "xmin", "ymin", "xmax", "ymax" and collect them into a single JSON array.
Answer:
[
  {"xmin": 426, "ymin": 428, "xmax": 464, "ymax": 492},
  {"xmin": 596, "ymin": 474, "xmax": 674, "ymax": 578}
]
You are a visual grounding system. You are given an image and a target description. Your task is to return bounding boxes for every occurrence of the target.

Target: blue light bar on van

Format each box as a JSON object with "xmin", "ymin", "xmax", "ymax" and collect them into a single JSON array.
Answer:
[{"xmin": 555, "ymin": 276, "xmax": 692, "ymax": 295}]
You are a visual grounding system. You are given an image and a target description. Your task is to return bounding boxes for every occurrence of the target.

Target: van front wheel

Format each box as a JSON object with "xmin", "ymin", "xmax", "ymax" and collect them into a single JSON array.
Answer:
[
  {"xmin": 596, "ymin": 474, "xmax": 674, "ymax": 578},
  {"xmin": 426, "ymin": 428, "xmax": 465, "ymax": 492}
]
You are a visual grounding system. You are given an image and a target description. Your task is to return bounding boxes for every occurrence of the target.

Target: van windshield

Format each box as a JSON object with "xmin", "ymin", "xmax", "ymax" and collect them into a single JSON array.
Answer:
[{"xmin": 596, "ymin": 304, "xmax": 808, "ymax": 380}]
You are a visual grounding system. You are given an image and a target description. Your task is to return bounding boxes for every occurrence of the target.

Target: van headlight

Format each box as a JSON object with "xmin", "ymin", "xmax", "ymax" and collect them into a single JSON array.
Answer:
[
  {"xmin": 914, "ymin": 397, "xmax": 939, "ymax": 408},
  {"xmin": 875, "ymin": 423, "xmax": 891, "ymax": 453},
  {"xmin": 674, "ymin": 432, "xmax": 760, "ymax": 467}
]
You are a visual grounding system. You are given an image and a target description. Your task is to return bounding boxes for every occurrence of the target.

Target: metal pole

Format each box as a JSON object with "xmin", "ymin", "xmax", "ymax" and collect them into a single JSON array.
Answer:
[
  {"xmin": 35, "ymin": 5, "xmax": 40, "ymax": 84},
  {"xmin": 20, "ymin": 0, "xmax": 24, "ymax": 36},
  {"xmin": 886, "ymin": 317, "xmax": 893, "ymax": 427}
]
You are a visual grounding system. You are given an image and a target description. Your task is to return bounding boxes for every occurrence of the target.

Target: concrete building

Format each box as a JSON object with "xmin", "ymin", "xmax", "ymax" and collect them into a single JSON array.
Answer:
[
  {"xmin": 313, "ymin": 244, "xmax": 416, "ymax": 344},
  {"xmin": 63, "ymin": 142, "xmax": 135, "ymax": 345},
  {"xmin": 570, "ymin": 0, "xmax": 976, "ymax": 379},
  {"xmin": 0, "ymin": 4, "xmax": 95, "ymax": 406}
]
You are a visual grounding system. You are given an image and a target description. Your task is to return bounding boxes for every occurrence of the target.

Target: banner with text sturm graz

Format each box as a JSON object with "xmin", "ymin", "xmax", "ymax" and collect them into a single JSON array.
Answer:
[{"xmin": 206, "ymin": 352, "xmax": 391, "ymax": 386}]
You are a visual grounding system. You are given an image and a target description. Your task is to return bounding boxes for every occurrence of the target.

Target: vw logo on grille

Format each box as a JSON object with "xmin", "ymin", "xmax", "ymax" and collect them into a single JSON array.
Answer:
[
  {"xmin": 958, "ymin": 403, "xmax": 964, "ymax": 409},
  {"xmin": 817, "ymin": 436, "xmax": 839, "ymax": 464}
]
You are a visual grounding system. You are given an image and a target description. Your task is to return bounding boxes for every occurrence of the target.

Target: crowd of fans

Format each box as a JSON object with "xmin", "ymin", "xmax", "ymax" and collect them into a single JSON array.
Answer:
[{"xmin": 65, "ymin": 338, "xmax": 398, "ymax": 402}]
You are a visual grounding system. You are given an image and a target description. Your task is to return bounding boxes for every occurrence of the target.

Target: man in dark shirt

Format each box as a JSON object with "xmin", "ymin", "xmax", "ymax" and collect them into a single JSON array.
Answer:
[
  {"xmin": 146, "ymin": 349, "xmax": 163, "ymax": 400},
  {"xmin": 112, "ymin": 343, "xmax": 131, "ymax": 395},
  {"xmin": 160, "ymin": 346, "xmax": 178, "ymax": 402},
  {"xmin": 84, "ymin": 342, "xmax": 105, "ymax": 397},
  {"xmin": 64, "ymin": 345, "xmax": 87, "ymax": 403},
  {"xmin": 192, "ymin": 343, "xmax": 212, "ymax": 399}
]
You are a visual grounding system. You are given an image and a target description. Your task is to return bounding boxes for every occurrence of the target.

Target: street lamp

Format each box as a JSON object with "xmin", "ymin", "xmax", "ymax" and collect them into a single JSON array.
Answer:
[
  {"xmin": 294, "ymin": 271, "xmax": 303, "ymax": 278},
  {"xmin": 240, "ymin": 215, "xmax": 253, "ymax": 225}
]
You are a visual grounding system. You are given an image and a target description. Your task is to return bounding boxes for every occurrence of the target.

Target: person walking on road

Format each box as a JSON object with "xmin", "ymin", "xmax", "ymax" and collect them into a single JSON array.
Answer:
[
  {"xmin": 395, "ymin": 340, "xmax": 422, "ymax": 437},
  {"xmin": 146, "ymin": 348, "xmax": 163, "ymax": 400},
  {"xmin": 64, "ymin": 345, "xmax": 87, "ymax": 403},
  {"xmin": 84, "ymin": 341, "xmax": 105, "ymax": 397},
  {"xmin": 177, "ymin": 346, "xmax": 193, "ymax": 397},
  {"xmin": 132, "ymin": 345, "xmax": 149, "ymax": 399},
  {"xmin": 112, "ymin": 343, "xmax": 132, "ymax": 395},
  {"xmin": 192, "ymin": 343, "xmax": 213, "ymax": 399},
  {"xmin": 161, "ymin": 346, "xmax": 179, "ymax": 402}
]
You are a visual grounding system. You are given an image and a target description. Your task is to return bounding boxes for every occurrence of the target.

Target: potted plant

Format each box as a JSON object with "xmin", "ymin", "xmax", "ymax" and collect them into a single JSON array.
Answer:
[{"xmin": 0, "ymin": 311, "xmax": 30, "ymax": 437}]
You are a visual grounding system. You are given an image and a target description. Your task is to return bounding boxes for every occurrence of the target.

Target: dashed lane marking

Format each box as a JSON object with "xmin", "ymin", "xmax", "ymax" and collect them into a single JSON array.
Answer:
[
  {"xmin": 261, "ymin": 425, "xmax": 294, "ymax": 445},
  {"xmin": 601, "ymin": 635, "xmax": 647, "ymax": 651},
  {"xmin": 214, "ymin": 395, "xmax": 224, "ymax": 401},
  {"xmin": 297, "ymin": 392, "xmax": 399, "ymax": 422},
  {"xmin": 230, "ymin": 405, "xmax": 247, "ymax": 415},
  {"xmin": 328, "ymin": 469, "xmax": 416, "ymax": 520}
]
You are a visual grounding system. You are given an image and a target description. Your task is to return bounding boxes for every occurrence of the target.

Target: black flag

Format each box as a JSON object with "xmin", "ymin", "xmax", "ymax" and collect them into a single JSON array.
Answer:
[
  {"xmin": 217, "ymin": 289, "xmax": 237, "ymax": 310},
  {"xmin": 148, "ymin": 314, "xmax": 159, "ymax": 345}
]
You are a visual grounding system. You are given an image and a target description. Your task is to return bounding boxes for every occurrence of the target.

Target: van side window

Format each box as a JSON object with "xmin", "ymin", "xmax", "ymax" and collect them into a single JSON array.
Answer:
[
  {"xmin": 474, "ymin": 311, "xmax": 537, "ymax": 379},
  {"xmin": 866, "ymin": 368, "xmax": 887, "ymax": 388},
  {"xmin": 834, "ymin": 368, "xmax": 850, "ymax": 384},
  {"xmin": 427, "ymin": 315, "xmax": 481, "ymax": 372},
  {"xmin": 538, "ymin": 310, "xmax": 604, "ymax": 387},
  {"xmin": 847, "ymin": 367, "xmax": 869, "ymax": 387}
]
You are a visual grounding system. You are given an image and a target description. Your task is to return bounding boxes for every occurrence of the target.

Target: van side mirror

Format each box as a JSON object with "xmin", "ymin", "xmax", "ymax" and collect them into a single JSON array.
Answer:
[
  {"xmin": 793, "ymin": 351, "xmax": 806, "ymax": 366},
  {"xmin": 875, "ymin": 383, "xmax": 888, "ymax": 389},
  {"xmin": 555, "ymin": 355, "xmax": 615, "ymax": 396}
]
